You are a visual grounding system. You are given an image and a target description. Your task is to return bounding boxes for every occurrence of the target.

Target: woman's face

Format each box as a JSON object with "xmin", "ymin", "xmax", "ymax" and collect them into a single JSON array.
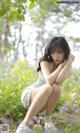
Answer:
[{"xmin": 51, "ymin": 49, "xmax": 65, "ymax": 66}]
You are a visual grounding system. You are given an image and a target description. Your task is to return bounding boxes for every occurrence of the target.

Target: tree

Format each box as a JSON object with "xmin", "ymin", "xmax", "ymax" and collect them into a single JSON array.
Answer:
[
  {"xmin": 28, "ymin": 3, "xmax": 80, "ymax": 60},
  {"xmin": 0, "ymin": 0, "xmax": 80, "ymax": 62}
]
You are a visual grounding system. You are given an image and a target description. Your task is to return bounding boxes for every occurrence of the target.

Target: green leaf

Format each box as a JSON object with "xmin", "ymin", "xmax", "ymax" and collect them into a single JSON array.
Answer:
[
  {"xmin": 29, "ymin": 1, "xmax": 36, "ymax": 9},
  {"xmin": 52, "ymin": 0, "xmax": 58, "ymax": 6},
  {"xmin": 22, "ymin": 0, "xmax": 27, "ymax": 2},
  {"xmin": 0, "ymin": 8, "xmax": 7, "ymax": 17}
]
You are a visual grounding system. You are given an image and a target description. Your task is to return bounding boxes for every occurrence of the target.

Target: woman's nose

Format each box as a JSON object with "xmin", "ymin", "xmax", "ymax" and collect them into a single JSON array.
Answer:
[{"xmin": 54, "ymin": 54, "xmax": 59, "ymax": 59}]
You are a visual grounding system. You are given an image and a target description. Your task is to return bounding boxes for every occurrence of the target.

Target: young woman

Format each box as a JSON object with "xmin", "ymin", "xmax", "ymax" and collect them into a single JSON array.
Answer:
[{"xmin": 16, "ymin": 37, "xmax": 75, "ymax": 133}]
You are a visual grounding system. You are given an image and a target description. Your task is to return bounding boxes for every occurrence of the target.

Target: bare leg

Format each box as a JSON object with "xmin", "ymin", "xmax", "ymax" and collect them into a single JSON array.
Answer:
[
  {"xmin": 46, "ymin": 84, "xmax": 61, "ymax": 116},
  {"xmin": 23, "ymin": 84, "xmax": 52, "ymax": 125},
  {"xmin": 45, "ymin": 67, "xmax": 72, "ymax": 116}
]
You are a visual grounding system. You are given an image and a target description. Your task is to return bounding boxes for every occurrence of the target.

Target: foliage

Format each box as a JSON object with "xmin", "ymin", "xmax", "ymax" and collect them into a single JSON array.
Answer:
[
  {"xmin": 0, "ymin": 60, "xmax": 80, "ymax": 132},
  {"xmin": 54, "ymin": 71, "xmax": 80, "ymax": 114},
  {"xmin": 52, "ymin": 71, "xmax": 80, "ymax": 133},
  {"xmin": 0, "ymin": 0, "xmax": 58, "ymax": 22},
  {"xmin": 30, "ymin": 1, "xmax": 80, "ymax": 27},
  {"xmin": 0, "ymin": 60, "xmax": 38, "ymax": 122},
  {"xmin": 0, "ymin": 0, "xmax": 34, "ymax": 21},
  {"xmin": 28, "ymin": 1, "xmax": 80, "ymax": 59},
  {"xmin": 62, "ymin": 71, "xmax": 80, "ymax": 106},
  {"xmin": 52, "ymin": 113, "xmax": 80, "ymax": 133},
  {"xmin": 0, "ymin": 0, "xmax": 80, "ymax": 63}
]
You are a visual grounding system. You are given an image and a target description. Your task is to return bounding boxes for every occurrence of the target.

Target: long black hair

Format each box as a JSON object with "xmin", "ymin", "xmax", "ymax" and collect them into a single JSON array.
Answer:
[{"xmin": 37, "ymin": 36, "xmax": 70, "ymax": 72}]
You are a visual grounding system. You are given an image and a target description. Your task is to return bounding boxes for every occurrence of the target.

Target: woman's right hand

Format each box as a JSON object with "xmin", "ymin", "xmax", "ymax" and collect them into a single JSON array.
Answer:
[
  {"xmin": 59, "ymin": 54, "xmax": 75, "ymax": 68},
  {"xmin": 59, "ymin": 60, "xmax": 67, "ymax": 68}
]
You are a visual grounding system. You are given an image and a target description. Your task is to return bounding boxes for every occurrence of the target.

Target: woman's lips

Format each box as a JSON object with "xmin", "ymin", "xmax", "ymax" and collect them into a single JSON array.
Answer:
[{"xmin": 55, "ymin": 60, "xmax": 60, "ymax": 63}]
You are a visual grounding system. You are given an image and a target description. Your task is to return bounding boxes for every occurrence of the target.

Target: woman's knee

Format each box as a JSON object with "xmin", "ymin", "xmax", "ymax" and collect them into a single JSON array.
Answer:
[
  {"xmin": 30, "ymin": 84, "xmax": 52, "ymax": 102},
  {"xmin": 53, "ymin": 84, "xmax": 61, "ymax": 95},
  {"xmin": 43, "ymin": 84, "xmax": 52, "ymax": 96}
]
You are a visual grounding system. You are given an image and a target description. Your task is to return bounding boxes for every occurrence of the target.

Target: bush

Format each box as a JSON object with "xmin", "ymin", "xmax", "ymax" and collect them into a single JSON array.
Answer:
[
  {"xmin": 0, "ymin": 60, "xmax": 38, "ymax": 122},
  {"xmin": 55, "ymin": 71, "xmax": 80, "ymax": 113},
  {"xmin": 0, "ymin": 59, "xmax": 80, "ymax": 127}
]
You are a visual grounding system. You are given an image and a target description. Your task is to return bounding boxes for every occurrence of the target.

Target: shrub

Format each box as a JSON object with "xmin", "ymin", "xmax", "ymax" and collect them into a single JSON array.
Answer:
[{"xmin": 0, "ymin": 60, "xmax": 38, "ymax": 122}]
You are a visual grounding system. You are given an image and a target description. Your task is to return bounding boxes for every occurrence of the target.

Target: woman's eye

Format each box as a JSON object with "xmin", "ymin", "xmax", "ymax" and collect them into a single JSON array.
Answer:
[{"xmin": 58, "ymin": 51, "xmax": 63, "ymax": 54}]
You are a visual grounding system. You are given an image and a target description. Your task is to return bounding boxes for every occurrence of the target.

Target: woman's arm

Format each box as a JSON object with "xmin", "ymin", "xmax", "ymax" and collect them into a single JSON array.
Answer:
[
  {"xmin": 40, "ymin": 61, "xmax": 66, "ymax": 86},
  {"xmin": 55, "ymin": 54, "xmax": 75, "ymax": 85}
]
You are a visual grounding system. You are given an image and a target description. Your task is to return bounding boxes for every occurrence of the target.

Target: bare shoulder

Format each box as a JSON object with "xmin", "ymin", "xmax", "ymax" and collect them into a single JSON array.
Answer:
[
  {"xmin": 40, "ymin": 60, "xmax": 49, "ymax": 68},
  {"xmin": 40, "ymin": 61, "xmax": 50, "ymax": 73},
  {"xmin": 40, "ymin": 61, "xmax": 51, "ymax": 79}
]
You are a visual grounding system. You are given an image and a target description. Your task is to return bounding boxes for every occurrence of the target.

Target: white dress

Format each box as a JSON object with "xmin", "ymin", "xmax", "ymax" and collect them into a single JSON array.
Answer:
[{"xmin": 21, "ymin": 71, "xmax": 46, "ymax": 108}]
